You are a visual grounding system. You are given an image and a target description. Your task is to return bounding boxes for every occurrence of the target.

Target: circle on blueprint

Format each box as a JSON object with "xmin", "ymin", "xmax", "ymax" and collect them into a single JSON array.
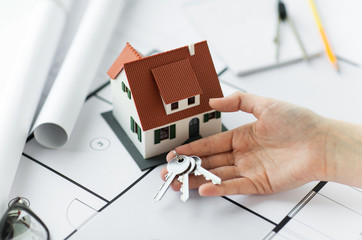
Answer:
[{"xmin": 90, "ymin": 137, "xmax": 111, "ymax": 151}]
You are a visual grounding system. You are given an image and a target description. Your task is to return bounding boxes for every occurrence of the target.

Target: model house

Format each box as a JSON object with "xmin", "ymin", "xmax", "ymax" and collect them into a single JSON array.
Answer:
[{"xmin": 107, "ymin": 41, "xmax": 223, "ymax": 159}]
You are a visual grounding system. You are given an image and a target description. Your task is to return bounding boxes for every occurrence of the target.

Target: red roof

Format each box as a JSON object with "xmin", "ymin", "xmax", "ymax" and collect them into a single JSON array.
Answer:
[
  {"xmin": 151, "ymin": 58, "xmax": 202, "ymax": 104},
  {"xmin": 107, "ymin": 42, "xmax": 143, "ymax": 79},
  {"xmin": 108, "ymin": 41, "xmax": 223, "ymax": 131}
]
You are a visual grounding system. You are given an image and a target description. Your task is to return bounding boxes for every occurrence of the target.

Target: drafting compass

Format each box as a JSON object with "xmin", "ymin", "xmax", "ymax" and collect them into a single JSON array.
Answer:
[{"xmin": 274, "ymin": 0, "xmax": 309, "ymax": 62}]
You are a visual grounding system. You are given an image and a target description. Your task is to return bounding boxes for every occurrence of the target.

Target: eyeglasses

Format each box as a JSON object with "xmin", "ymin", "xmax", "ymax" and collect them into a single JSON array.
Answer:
[{"xmin": 0, "ymin": 197, "xmax": 49, "ymax": 240}]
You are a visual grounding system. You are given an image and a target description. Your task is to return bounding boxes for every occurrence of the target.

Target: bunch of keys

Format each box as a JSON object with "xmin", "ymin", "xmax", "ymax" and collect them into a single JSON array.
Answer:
[{"xmin": 154, "ymin": 150, "xmax": 221, "ymax": 202}]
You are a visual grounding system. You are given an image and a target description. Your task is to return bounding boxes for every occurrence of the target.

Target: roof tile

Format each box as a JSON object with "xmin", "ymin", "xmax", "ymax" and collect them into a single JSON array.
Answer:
[
  {"xmin": 151, "ymin": 58, "xmax": 202, "ymax": 104},
  {"xmin": 123, "ymin": 41, "xmax": 223, "ymax": 131},
  {"xmin": 107, "ymin": 42, "xmax": 143, "ymax": 79}
]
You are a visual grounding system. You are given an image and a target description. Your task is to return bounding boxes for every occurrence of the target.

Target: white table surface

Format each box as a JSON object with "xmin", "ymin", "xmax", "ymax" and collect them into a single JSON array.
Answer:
[{"xmin": 1, "ymin": 0, "xmax": 362, "ymax": 239}]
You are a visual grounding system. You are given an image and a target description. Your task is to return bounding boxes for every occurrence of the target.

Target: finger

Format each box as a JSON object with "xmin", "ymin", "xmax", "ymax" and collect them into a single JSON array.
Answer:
[
  {"xmin": 199, "ymin": 178, "xmax": 258, "ymax": 196},
  {"xmin": 160, "ymin": 166, "xmax": 168, "ymax": 180},
  {"xmin": 171, "ymin": 166, "xmax": 240, "ymax": 191},
  {"xmin": 167, "ymin": 150, "xmax": 235, "ymax": 169},
  {"xmin": 200, "ymin": 151, "xmax": 235, "ymax": 170},
  {"xmin": 209, "ymin": 91, "xmax": 274, "ymax": 119},
  {"xmin": 166, "ymin": 150, "xmax": 177, "ymax": 162},
  {"xmin": 166, "ymin": 130, "xmax": 234, "ymax": 160},
  {"xmin": 162, "ymin": 153, "xmax": 237, "ymax": 188}
]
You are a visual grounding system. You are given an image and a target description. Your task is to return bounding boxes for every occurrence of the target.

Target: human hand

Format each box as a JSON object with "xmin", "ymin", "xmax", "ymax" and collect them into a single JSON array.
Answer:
[{"xmin": 160, "ymin": 91, "xmax": 330, "ymax": 196}]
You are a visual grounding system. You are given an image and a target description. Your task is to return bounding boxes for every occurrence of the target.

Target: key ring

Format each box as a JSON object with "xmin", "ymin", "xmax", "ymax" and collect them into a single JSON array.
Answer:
[{"xmin": 172, "ymin": 149, "xmax": 184, "ymax": 163}]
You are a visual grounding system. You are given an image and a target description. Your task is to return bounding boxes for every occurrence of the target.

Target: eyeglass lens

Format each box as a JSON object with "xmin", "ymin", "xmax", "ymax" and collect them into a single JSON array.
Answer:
[{"xmin": 0, "ymin": 206, "xmax": 48, "ymax": 240}]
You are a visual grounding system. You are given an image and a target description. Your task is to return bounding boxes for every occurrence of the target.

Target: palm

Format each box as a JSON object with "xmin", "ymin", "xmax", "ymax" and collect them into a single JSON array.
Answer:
[
  {"xmin": 230, "ymin": 102, "xmax": 326, "ymax": 194},
  {"xmin": 161, "ymin": 92, "xmax": 328, "ymax": 196}
]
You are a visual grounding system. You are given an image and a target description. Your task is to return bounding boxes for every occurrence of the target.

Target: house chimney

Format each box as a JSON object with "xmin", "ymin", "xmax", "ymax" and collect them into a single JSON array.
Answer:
[{"xmin": 188, "ymin": 43, "xmax": 195, "ymax": 56}]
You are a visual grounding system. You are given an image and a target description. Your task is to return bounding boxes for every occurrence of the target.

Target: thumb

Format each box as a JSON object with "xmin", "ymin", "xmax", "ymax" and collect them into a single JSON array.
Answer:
[{"xmin": 209, "ymin": 91, "xmax": 274, "ymax": 119}]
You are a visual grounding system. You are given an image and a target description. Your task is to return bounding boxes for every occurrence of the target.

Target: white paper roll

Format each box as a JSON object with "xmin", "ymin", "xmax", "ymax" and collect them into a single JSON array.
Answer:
[
  {"xmin": 0, "ymin": 0, "xmax": 72, "ymax": 215},
  {"xmin": 33, "ymin": 0, "xmax": 127, "ymax": 148}
]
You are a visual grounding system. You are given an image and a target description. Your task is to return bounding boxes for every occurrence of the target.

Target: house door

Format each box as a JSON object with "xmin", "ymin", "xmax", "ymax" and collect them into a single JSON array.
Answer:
[{"xmin": 189, "ymin": 118, "xmax": 199, "ymax": 138}]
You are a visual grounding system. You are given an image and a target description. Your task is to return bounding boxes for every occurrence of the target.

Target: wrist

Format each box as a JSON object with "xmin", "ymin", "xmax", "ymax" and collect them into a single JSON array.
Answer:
[{"xmin": 324, "ymin": 119, "xmax": 362, "ymax": 187}]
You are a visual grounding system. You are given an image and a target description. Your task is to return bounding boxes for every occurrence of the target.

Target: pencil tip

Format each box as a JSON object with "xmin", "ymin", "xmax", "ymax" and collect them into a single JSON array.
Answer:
[{"xmin": 333, "ymin": 62, "xmax": 340, "ymax": 73}]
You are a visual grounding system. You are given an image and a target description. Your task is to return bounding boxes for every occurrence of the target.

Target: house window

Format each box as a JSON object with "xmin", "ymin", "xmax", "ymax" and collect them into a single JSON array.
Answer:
[
  {"xmin": 130, "ymin": 117, "xmax": 134, "ymax": 131},
  {"xmin": 126, "ymin": 88, "xmax": 131, "ymax": 100},
  {"xmin": 171, "ymin": 102, "xmax": 178, "ymax": 110},
  {"xmin": 209, "ymin": 112, "xmax": 216, "ymax": 119},
  {"xmin": 216, "ymin": 111, "xmax": 221, "ymax": 119},
  {"xmin": 170, "ymin": 124, "xmax": 176, "ymax": 139},
  {"xmin": 122, "ymin": 82, "xmax": 126, "ymax": 92},
  {"xmin": 130, "ymin": 116, "xmax": 141, "ymax": 142},
  {"xmin": 203, "ymin": 111, "xmax": 221, "ymax": 123},
  {"xmin": 188, "ymin": 96, "xmax": 195, "ymax": 105},
  {"xmin": 160, "ymin": 127, "xmax": 169, "ymax": 140},
  {"xmin": 136, "ymin": 125, "xmax": 142, "ymax": 142},
  {"xmin": 122, "ymin": 81, "xmax": 132, "ymax": 100},
  {"xmin": 203, "ymin": 113, "xmax": 209, "ymax": 123},
  {"xmin": 154, "ymin": 124, "xmax": 176, "ymax": 144}
]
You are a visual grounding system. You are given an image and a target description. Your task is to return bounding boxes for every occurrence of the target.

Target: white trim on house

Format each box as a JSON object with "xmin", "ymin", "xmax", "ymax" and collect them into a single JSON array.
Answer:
[{"xmin": 162, "ymin": 95, "xmax": 200, "ymax": 115}]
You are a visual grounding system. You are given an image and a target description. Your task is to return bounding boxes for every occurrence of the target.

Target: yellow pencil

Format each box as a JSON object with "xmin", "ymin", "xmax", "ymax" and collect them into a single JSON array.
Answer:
[{"xmin": 308, "ymin": 0, "xmax": 339, "ymax": 71}]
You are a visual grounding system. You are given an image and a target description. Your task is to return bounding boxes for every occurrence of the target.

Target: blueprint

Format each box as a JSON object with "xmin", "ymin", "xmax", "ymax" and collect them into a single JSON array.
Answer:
[
  {"xmin": 7, "ymin": 82, "xmax": 313, "ymax": 239},
  {"xmin": 5, "ymin": 0, "xmax": 362, "ymax": 239},
  {"xmin": 10, "ymin": 80, "xmax": 362, "ymax": 239}
]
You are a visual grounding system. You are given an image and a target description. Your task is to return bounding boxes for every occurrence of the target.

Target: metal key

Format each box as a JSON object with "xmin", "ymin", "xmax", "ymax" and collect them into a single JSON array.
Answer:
[
  {"xmin": 191, "ymin": 156, "xmax": 221, "ymax": 185},
  {"xmin": 154, "ymin": 155, "xmax": 190, "ymax": 201},
  {"xmin": 178, "ymin": 156, "xmax": 196, "ymax": 202}
]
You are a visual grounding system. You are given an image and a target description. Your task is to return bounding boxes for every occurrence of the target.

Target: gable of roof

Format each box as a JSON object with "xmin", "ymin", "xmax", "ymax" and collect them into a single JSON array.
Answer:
[
  {"xmin": 107, "ymin": 42, "xmax": 143, "ymax": 79},
  {"xmin": 123, "ymin": 41, "xmax": 223, "ymax": 131},
  {"xmin": 151, "ymin": 58, "xmax": 202, "ymax": 104}
]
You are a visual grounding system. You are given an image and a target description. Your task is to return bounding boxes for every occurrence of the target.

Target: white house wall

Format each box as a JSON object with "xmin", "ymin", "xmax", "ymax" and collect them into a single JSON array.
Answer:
[
  {"xmin": 111, "ymin": 70, "xmax": 146, "ymax": 157},
  {"xmin": 143, "ymin": 111, "xmax": 222, "ymax": 159}
]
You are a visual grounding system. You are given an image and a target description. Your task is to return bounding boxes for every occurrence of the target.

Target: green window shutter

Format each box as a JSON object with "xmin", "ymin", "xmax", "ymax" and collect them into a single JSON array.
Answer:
[
  {"xmin": 137, "ymin": 126, "xmax": 142, "ymax": 142},
  {"xmin": 216, "ymin": 111, "xmax": 221, "ymax": 119},
  {"xmin": 154, "ymin": 129, "xmax": 160, "ymax": 144},
  {"xmin": 170, "ymin": 124, "xmax": 176, "ymax": 139},
  {"xmin": 203, "ymin": 113, "xmax": 209, "ymax": 123},
  {"xmin": 128, "ymin": 90, "xmax": 131, "ymax": 100},
  {"xmin": 122, "ymin": 82, "xmax": 126, "ymax": 92},
  {"xmin": 130, "ymin": 117, "xmax": 134, "ymax": 132}
]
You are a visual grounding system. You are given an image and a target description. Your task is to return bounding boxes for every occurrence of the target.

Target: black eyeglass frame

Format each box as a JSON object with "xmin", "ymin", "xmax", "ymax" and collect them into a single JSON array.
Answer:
[{"xmin": 0, "ymin": 197, "xmax": 50, "ymax": 240}]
